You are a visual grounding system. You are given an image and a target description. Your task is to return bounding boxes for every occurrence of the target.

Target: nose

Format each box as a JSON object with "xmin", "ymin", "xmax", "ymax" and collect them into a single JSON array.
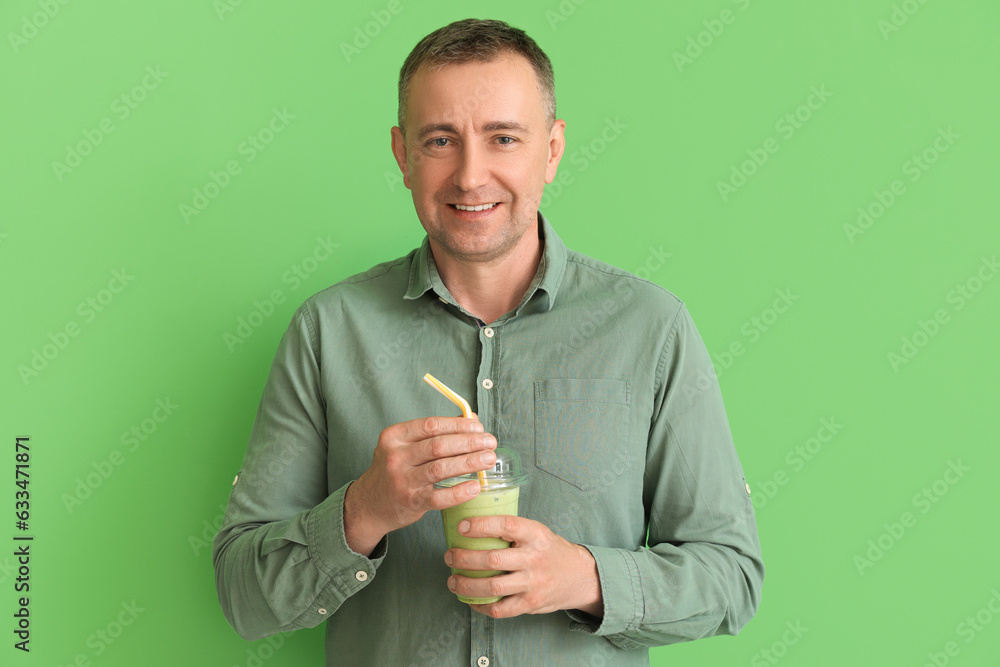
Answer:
[{"xmin": 453, "ymin": 141, "xmax": 489, "ymax": 191}]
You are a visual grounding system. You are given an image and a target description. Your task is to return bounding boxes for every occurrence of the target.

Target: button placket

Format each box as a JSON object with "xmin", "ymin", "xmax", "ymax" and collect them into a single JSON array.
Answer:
[
  {"xmin": 470, "ymin": 612, "xmax": 493, "ymax": 667},
  {"xmin": 477, "ymin": 322, "xmax": 496, "ymax": 431}
]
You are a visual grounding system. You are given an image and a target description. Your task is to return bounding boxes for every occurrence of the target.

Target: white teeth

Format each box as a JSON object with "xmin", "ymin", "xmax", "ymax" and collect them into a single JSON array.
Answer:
[{"xmin": 454, "ymin": 203, "xmax": 498, "ymax": 212}]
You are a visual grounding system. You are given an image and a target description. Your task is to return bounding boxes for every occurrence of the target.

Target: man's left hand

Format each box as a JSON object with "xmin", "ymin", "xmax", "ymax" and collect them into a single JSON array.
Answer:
[{"xmin": 445, "ymin": 515, "xmax": 604, "ymax": 619}]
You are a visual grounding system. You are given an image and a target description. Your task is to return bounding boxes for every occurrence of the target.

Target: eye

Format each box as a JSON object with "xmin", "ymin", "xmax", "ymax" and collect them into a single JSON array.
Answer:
[
  {"xmin": 430, "ymin": 137, "xmax": 450, "ymax": 147},
  {"xmin": 497, "ymin": 136, "xmax": 516, "ymax": 145}
]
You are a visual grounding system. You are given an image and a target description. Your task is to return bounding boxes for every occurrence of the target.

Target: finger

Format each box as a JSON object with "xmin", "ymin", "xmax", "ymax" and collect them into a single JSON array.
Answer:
[
  {"xmin": 446, "ymin": 546, "xmax": 523, "ymax": 573},
  {"xmin": 457, "ymin": 514, "xmax": 535, "ymax": 542},
  {"xmin": 469, "ymin": 594, "xmax": 528, "ymax": 619},
  {"xmin": 391, "ymin": 415, "xmax": 484, "ymax": 445},
  {"xmin": 420, "ymin": 443, "xmax": 497, "ymax": 485},
  {"xmin": 428, "ymin": 480, "xmax": 482, "ymax": 510},
  {"xmin": 449, "ymin": 571, "xmax": 527, "ymax": 604},
  {"xmin": 420, "ymin": 429, "xmax": 497, "ymax": 463}
]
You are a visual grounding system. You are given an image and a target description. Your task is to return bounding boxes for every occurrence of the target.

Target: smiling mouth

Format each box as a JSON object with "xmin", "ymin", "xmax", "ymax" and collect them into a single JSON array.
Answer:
[{"xmin": 450, "ymin": 202, "xmax": 500, "ymax": 212}]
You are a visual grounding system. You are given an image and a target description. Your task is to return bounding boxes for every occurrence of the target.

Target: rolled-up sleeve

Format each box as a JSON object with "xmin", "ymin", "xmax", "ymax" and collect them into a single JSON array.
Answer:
[
  {"xmin": 568, "ymin": 305, "xmax": 764, "ymax": 648},
  {"xmin": 212, "ymin": 306, "xmax": 386, "ymax": 641}
]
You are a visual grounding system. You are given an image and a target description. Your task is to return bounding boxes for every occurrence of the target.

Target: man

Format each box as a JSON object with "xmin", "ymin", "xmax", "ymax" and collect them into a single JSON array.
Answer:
[{"xmin": 213, "ymin": 18, "xmax": 764, "ymax": 666}]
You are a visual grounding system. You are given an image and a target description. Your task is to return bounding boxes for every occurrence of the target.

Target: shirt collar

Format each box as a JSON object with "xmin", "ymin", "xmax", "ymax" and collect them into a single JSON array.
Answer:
[{"xmin": 404, "ymin": 211, "xmax": 567, "ymax": 314}]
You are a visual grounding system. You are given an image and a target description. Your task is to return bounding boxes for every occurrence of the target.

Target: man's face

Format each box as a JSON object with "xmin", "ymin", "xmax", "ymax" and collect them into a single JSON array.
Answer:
[{"xmin": 391, "ymin": 53, "xmax": 565, "ymax": 264}]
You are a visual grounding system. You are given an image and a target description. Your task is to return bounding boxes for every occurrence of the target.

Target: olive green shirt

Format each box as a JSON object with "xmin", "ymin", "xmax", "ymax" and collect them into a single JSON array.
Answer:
[{"xmin": 213, "ymin": 213, "xmax": 764, "ymax": 666}]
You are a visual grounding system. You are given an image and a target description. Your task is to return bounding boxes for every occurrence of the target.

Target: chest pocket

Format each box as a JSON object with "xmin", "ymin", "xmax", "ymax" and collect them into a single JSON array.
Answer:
[{"xmin": 533, "ymin": 378, "xmax": 631, "ymax": 492}]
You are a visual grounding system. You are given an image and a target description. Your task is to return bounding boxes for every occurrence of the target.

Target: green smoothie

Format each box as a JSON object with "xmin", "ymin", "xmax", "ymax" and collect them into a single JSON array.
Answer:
[
  {"xmin": 441, "ymin": 485, "xmax": 519, "ymax": 604},
  {"xmin": 435, "ymin": 446, "xmax": 526, "ymax": 604}
]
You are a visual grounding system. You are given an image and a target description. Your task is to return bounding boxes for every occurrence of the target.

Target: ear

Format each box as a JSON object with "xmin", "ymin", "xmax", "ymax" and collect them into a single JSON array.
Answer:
[
  {"xmin": 390, "ymin": 126, "xmax": 412, "ymax": 189},
  {"xmin": 544, "ymin": 119, "xmax": 567, "ymax": 184}
]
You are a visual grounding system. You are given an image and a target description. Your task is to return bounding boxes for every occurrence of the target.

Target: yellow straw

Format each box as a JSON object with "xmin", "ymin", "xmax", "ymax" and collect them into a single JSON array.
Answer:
[{"xmin": 422, "ymin": 373, "xmax": 487, "ymax": 489}]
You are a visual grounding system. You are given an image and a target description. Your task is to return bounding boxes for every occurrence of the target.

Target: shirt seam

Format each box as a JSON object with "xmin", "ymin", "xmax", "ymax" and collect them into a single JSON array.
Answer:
[
  {"xmin": 564, "ymin": 254, "xmax": 682, "ymax": 299},
  {"xmin": 619, "ymin": 548, "xmax": 643, "ymax": 635},
  {"xmin": 346, "ymin": 255, "xmax": 412, "ymax": 286},
  {"xmin": 299, "ymin": 302, "xmax": 319, "ymax": 351},
  {"xmin": 653, "ymin": 304, "xmax": 686, "ymax": 397}
]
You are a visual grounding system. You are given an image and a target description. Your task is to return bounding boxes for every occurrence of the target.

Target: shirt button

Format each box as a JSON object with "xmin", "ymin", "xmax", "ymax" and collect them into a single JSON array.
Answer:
[
  {"xmin": 484, "ymin": 327, "xmax": 494, "ymax": 338},
  {"xmin": 318, "ymin": 608, "xmax": 327, "ymax": 615},
  {"xmin": 232, "ymin": 475, "xmax": 239, "ymax": 486},
  {"xmin": 355, "ymin": 570, "xmax": 368, "ymax": 582},
  {"xmin": 477, "ymin": 657, "xmax": 490, "ymax": 667},
  {"xmin": 745, "ymin": 482, "xmax": 752, "ymax": 495},
  {"xmin": 482, "ymin": 379, "xmax": 493, "ymax": 390}
]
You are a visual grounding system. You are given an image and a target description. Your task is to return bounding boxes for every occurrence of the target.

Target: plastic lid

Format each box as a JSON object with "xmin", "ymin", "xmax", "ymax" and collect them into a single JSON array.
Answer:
[{"xmin": 434, "ymin": 446, "xmax": 527, "ymax": 489}]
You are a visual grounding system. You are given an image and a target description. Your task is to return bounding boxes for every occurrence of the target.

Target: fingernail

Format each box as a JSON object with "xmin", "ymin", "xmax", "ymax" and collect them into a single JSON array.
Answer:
[
  {"xmin": 447, "ymin": 577, "xmax": 456, "ymax": 591},
  {"xmin": 480, "ymin": 451, "xmax": 495, "ymax": 466},
  {"xmin": 444, "ymin": 551, "xmax": 453, "ymax": 567},
  {"xmin": 484, "ymin": 434, "xmax": 497, "ymax": 448},
  {"xmin": 458, "ymin": 520, "xmax": 470, "ymax": 534},
  {"xmin": 469, "ymin": 421, "xmax": 484, "ymax": 432}
]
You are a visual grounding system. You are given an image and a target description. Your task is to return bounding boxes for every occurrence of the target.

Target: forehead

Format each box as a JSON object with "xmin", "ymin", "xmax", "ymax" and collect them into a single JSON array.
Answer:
[{"xmin": 406, "ymin": 54, "xmax": 545, "ymax": 129}]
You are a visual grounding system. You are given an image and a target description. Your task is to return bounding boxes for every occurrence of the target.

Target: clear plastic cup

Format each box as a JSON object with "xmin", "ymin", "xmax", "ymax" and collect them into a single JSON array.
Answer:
[{"xmin": 434, "ymin": 447, "xmax": 527, "ymax": 604}]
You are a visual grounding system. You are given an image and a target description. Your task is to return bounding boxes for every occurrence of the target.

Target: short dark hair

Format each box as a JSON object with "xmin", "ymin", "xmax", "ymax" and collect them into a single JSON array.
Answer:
[{"xmin": 397, "ymin": 18, "xmax": 556, "ymax": 137}]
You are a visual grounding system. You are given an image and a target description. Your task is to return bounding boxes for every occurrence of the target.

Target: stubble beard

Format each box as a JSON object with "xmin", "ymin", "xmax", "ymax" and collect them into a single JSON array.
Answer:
[{"xmin": 424, "ymin": 201, "xmax": 534, "ymax": 265}]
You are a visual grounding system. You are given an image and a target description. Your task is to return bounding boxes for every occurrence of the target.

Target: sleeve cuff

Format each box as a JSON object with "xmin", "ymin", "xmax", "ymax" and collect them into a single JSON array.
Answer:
[
  {"xmin": 565, "ymin": 544, "xmax": 647, "ymax": 650},
  {"xmin": 306, "ymin": 482, "xmax": 387, "ymax": 598}
]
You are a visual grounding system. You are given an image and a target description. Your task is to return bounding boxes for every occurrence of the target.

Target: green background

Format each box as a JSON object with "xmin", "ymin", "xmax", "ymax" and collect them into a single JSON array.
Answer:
[{"xmin": 2, "ymin": 0, "xmax": 998, "ymax": 665}]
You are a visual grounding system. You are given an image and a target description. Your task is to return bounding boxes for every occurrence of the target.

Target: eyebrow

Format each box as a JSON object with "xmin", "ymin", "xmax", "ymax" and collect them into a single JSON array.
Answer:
[{"xmin": 416, "ymin": 121, "xmax": 531, "ymax": 140}]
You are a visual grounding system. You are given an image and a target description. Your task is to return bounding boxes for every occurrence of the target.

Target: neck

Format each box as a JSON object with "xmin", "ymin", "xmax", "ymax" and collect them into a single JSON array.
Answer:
[{"xmin": 431, "ymin": 224, "xmax": 543, "ymax": 324}]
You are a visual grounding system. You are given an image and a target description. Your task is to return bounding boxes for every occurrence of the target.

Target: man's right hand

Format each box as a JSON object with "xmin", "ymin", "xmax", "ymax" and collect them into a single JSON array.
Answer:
[{"xmin": 343, "ymin": 416, "xmax": 497, "ymax": 556}]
